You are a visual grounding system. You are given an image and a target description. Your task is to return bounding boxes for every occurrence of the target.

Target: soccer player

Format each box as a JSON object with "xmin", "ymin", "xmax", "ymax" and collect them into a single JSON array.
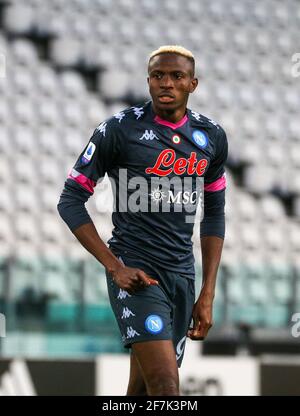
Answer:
[{"xmin": 57, "ymin": 45, "xmax": 228, "ymax": 396}]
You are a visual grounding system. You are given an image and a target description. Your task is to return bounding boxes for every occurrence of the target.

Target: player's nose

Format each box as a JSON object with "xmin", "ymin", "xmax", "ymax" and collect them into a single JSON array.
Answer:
[{"xmin": 160, "ymin": 74, "xmax": 173, "ymax": 88}]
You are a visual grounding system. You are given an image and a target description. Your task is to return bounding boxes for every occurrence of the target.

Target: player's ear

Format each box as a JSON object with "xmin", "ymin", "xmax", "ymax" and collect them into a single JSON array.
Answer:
[
  {"xmin": 189, "ymin": 77, "xmax": 198, "ymax": 93},
  {"xmin": 147, "ymin": 76, "xmax": 150, "ymax": 85}
]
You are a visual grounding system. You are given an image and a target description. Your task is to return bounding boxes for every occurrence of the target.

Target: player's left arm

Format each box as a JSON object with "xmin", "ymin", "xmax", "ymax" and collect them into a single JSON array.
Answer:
[{"xmin": 188, "ymin": 126, "xmax": 228, "ymax": 341}]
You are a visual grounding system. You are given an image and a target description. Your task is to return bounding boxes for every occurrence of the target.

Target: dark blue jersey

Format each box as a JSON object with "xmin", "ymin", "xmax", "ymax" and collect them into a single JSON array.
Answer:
[{"xmin": 58, "ymin": 101, "xmax": 228, "ymax": 276}]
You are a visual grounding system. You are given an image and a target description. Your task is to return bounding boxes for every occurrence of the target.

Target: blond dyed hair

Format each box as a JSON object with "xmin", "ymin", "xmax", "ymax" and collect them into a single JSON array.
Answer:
[
  {"xmin": 148, "ymin": 45, "xmax": 195, "ymax": 75},
  {"xmin": 149, "ymin": 45, "xmax": 194, "ymax": 61}
]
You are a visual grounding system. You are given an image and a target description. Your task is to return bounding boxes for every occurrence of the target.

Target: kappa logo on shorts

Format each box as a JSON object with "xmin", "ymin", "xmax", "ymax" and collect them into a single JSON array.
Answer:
[
  {"xmin": 117, "ymin": 289, "xmax": 131, "ymax": 300},
  {"xmin": 145, "ymin": 315, "xmax": 164, "ymax": 334},
  {"xmin": 126, "ymin": 326, "xmax": 140, "ymax": 339},
  {"xmin": 121, "ymin": 307, "xmax": 135, "ymax": 319}
]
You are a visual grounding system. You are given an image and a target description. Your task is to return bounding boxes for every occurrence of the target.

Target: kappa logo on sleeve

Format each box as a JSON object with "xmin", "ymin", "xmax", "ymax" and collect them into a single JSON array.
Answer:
[{"xmin": 81, "ymin": 142, "xmax": 96, "ymax": 164}]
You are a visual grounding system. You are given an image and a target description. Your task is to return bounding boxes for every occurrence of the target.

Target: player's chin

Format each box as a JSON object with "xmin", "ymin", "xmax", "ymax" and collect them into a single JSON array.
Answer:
[{"xmin": 154, "ymin": 99, "xmax": 179, "ymax": 110}]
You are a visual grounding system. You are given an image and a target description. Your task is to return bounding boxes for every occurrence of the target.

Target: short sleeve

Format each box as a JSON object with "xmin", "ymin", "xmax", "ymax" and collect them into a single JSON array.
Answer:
[
  {"xmin": 67, "ymin": 120, "xmax": 123, "ymax": 194},
  {"xmin": 204, "ymin": 127, "xmax": 228, "ymax": 192}
]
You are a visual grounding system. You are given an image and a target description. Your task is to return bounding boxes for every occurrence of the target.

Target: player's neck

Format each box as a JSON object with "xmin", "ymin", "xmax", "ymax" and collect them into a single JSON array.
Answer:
[{"xmin": 151, "ymin": 104, "xmax": 187, "ymax": 124}]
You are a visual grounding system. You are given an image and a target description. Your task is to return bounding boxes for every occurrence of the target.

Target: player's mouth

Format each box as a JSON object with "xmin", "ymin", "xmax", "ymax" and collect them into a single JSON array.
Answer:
[{"xmin": 158, "ymin": 93, "xmax": 176, "ymax": 103}]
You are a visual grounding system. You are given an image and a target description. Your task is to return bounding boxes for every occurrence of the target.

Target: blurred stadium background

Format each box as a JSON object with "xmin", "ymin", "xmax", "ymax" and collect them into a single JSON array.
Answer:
[{"xmin": 0, "ymin": 0, "xmax": 300, "ymax": 395}]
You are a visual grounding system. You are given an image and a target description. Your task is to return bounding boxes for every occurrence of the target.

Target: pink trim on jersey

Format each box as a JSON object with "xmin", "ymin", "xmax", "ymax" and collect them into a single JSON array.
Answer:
[
  {"xmin": 68, "ymin": 169, "xmax": 96, "ymax": 194},
  {"xmin": 204, "ymin": 174, "xmax": 227, "ymax": 192},
  {"xmin": 154, "ymin": 114, "xmax": 188, "ymax": 130}
]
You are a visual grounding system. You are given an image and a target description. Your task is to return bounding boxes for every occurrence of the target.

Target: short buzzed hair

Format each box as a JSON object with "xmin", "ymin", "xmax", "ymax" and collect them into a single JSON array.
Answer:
[{"xmin": 148, "ymin": 45, "xmax": 195, "ymax": 76}]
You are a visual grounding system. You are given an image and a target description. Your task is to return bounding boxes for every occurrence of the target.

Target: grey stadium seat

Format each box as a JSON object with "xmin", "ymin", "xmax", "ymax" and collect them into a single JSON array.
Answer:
[{"xmin": 3, "ymin": 4, "xmax": 34, "ymax": 35}]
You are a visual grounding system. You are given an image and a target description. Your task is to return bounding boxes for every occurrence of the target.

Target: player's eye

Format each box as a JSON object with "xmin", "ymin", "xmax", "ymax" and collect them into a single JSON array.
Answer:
[
  {"xmin": 153, "ymin": 73, "xmax": 162, "ymax": 79},
  {"xmin": 175, "ymin": 73, "xmax": 183, "ymax": 79}
]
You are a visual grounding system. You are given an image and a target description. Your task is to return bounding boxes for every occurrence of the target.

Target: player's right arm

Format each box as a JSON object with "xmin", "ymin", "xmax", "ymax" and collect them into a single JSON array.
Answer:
[{"xmin": 57, "ymin": 121, "xmax": 158, "ymax": 293}]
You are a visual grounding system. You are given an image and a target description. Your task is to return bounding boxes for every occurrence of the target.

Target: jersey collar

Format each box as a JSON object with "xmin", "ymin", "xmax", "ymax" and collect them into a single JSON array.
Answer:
[
  {"xmin": 154, "ymin": 113, "xmax": 188, "ymax": 130},
  {"xmin": 150, "ymin": 103, "xmax": 189, "ymax": 130}
]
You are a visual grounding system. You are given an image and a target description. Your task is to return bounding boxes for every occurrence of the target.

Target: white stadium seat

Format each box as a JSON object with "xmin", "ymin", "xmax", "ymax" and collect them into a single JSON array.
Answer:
[
  {"xmin": 10, "ymin": 39, "xmax": 38, "ymax": 66},
  {"xmin": 51, "ymin": 38, "xmax": 82, "ymax": 67},
  {"xmin": 259, "ymin": 196, "xmax": 286, "ymax": 222},
  {"xmin": 3, "ymin": 4, "xmax": 34, "ymax": 35},
  {"xmin": 15, "ymin": 214, "xmax": 39, "ymax": 242},
  {"xmin": 99, "ymin": 70, "xmax": 130, "ymax": 100},
  {"xmin": 60, "ymin": 71, "xmax": 87, "ymax": 98}
]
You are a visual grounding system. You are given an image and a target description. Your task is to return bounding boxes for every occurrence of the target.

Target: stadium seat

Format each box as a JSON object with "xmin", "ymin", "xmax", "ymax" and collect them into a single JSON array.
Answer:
[
  {"xmin": 15, "ymin": 214, "xmax": 39, "ymax": 242},
  {"xmin": 243, "ymin": 165, "xmax": 275, "ymax": 194},
  {"xmin": 41, "ymin": 215, "xmax": 65, "ymax": 243},
  {"xmin": 288, "ymin": 119, "xmax": 300, "ymax": 141},
  {"xmin": 13, "ymin": 126, "xmax": 35, "ymax": 154},
  {"xmin": 12, "ymin": 69, "xmax": 35, "ymax": 95},
  {"xmin": 274, "ymin": 5, "xmax": 290, "ymax": 27},
  {"xmin": 13, "ymin": 98, "xmax": 36, "ymax": 125},
  {"xmin": 37, "ymin": 66, "xmax": 60, "ymax": 97},
  {"xmin": 10, "ymin": 39, "xmax": 38, "ymax": 67},
  {"xmin": 50, "ymin": 38, "xmax": 82, "ymax": 67},
  {"xmin": 230, "ymin": 3, "xmax": 248, "ymax": 24},
  {"xmin": 0, "ymin": 187, "xmax": 12, "ymax": 214},
  {"xmin": 237, "ymin": 193, "xmax": 258, "ymax": 222},
  {"xmin": 37, "ymin": 100, "xmax": 61, "ymax": 126},
  {"xmin": 284, "ymin": 89, "xmax": 300, "ymax": 113},
  {"xmin": 14, "ymin": 157, "xmax": 37, "ymax": 185},
  {"xmin": 3, "ymin": 4, "xmax": 34, "ymax": 35},
  {"xmin": 99, "ymin": 69, "xmax": 130, "ymax": 100},
  {"xmin": 60, "ymin": 71, "xmax": 87, "ymax": 98},
  {"xmin": 259, "ymin": 196, "xmax": 286, "ymax": 222}
]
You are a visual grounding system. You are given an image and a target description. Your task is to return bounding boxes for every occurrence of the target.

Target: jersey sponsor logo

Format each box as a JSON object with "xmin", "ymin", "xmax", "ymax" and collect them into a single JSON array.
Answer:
[
  {"xmin": 176, "ymin": 336, "xmax": 187, "ymax": 361},
  {"xmin": 172, "ymin": 134, "xmax": 181, "ymax": 144},
  {"xmin": 149, "ymin": 187, "xmax": 198, "ymax": 205},
  {"xmin": 192, "ymin": 130, "xmax": 208, "ymax": 149},
  {"xmin": 145, "ymin": 315, "xmax": 164, "ymax": 334},
  {"xmin": 149, "ymin": 186, "xmax": 167, "ymax": 204},
  {"xmin": 139, "ymin": 129, "xmax": 159, "ymax": 141},
  {"xmin": 126, "ymin": 326, "xmax": 140, "ymax": 339},
  {"xmin": 167, "ymin": 190, "xmax": 198, "ymax": 205},
  {"xmin": 121, "ymin": 307, "xmax": 135, "ymax": 319},
  {"xmin": 81, "ymin": 142, "xmax": 96, "ymax": 164},
  {"xmin": 145, "ymin": 149, "xmax": 208, "ymax": 177}
]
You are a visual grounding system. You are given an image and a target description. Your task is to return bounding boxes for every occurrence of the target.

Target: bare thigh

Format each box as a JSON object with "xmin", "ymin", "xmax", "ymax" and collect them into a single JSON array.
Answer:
[{"xmin": 131, "ymin": 340, "xmax": 179, "ymax": 396}]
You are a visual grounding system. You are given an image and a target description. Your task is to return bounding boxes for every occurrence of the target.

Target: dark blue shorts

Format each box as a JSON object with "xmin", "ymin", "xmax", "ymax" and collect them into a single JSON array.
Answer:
[{"xmin": 105, "ymin": 250, "xmax": 195, "ymax": 368}]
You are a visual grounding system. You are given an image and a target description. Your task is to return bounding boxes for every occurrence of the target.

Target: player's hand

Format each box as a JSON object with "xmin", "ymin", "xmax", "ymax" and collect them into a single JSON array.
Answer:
[
  {"xmin": 111, "ymin": 265, "xmax": 159, "ymax": 294},
  {"xmin": 187, "ymin": 296, "xmax": 213, "ymax": 341}
]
